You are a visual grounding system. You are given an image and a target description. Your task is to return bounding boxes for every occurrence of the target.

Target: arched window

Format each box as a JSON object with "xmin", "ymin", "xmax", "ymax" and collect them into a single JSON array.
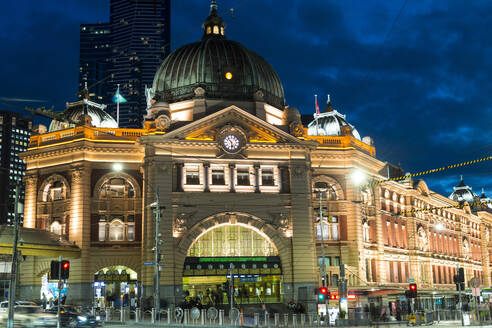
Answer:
[
  {"xmin": 362, "ymin": 220, "xmax": 370, "ymax": 242},
  {"xmin": 213, "ymin": 25, "xmax": 219, "ymax": 34},
  {"xmin": 98, "ymin": 218, "xmax": 107, "ymax": 241},
  {"xmin": 41, "ymin": 177, "xmax": 68, "ymax": 202},
  {"xmin": 316, "ymin": 216, "xmax": 339, "ymax": 240},
  {"xmin": 206, "ymin": 26, "xmax": 211, "ymax": 34},
  {"xmin": 109, "ymin": 220, "xmax": 125, "ymax": 241},
  {"xmin": 99, "ymin": 177, "xmax": 135, "ymax": 198},
  {"xmin": 50, "ymin": 221, "xmax": 62, "ymax": 235},
  {"xmin": 220, "ymin": 26, "xmax": 224, "ymax": 35},
  {"xmin": 188, "ymin": 224, "xmax": 277, "ymax": 257}
]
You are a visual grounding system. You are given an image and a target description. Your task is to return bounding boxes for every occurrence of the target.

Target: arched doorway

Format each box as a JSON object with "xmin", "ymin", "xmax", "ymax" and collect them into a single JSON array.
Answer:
[
  {"xmin": 183, "ymin": 222, "xmax": 283, "ymax": 306},
  {"xmin": 93, "ymin": 266, "xmax": 138, "ymax": 309}
]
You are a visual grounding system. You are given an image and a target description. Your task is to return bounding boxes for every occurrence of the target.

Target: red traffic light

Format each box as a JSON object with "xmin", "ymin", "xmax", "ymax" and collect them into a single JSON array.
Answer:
[
  {"xmin": 409, "ymin": 283, "xmax": 416, "ymax": 291},
  {"xmin": 319, "ymin": 287, "xmax": 328, "ymax": 295},
  {"xmin": 63, "ymin": 262, "xmax": 70, "ymax": 270}
]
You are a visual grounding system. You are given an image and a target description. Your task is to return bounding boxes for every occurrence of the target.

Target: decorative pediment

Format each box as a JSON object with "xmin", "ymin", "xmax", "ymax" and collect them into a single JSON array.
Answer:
[{"xmin": 161, "ymin": 105, "xmax": 309, "ymax": 146}]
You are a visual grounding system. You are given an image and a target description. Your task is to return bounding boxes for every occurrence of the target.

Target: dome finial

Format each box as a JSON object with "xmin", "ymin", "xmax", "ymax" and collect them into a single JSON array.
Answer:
[
  {"xmin": 210, "ymin": 0, "xmax": 217, "ymax": 13},
  {"xmin": 324, "ymin": 94, "xmax": 333, "ymax": 112}
]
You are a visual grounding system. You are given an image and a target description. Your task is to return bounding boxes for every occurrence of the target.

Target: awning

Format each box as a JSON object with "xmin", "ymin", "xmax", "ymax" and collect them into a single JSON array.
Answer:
[{"xmin": 0, "ymin": 226, "xmax": 80, "ymax": 259}]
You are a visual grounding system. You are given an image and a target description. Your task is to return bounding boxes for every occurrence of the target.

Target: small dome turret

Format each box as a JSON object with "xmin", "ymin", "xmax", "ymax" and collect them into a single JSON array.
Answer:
[
  {"xmin": 449, "ymin": 176, "xmax": 477, "ymax": 204},
  {"xmin": 307, "ymin": 95, "xmax": 361, "ymax": 140},
  {"xmin": 480, "ymin": 188, "xmax": 492, "ymax": 209}
]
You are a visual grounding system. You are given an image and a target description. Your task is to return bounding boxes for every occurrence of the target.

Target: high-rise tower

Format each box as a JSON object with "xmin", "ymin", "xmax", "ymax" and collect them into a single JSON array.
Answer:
[
  {"xmin": 79, "ymin": 0, "xmax": 171, "ymax": 128},
  {"xmin": 108, "ymin": 0, "xmax": 171, "ymax": 128}
]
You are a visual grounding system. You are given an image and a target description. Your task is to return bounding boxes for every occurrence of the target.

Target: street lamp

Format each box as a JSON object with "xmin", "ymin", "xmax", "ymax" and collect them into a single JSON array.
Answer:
[
  {"xmin": 112, "ymin": 163, "xmax": 123, "ymax": 172},
  {"xmin": 350, "ymin": 169, "xmax": 366, "ymax": 186}
]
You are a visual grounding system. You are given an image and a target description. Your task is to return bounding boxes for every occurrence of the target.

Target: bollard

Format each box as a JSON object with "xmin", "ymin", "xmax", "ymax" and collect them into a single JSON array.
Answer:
[
  {"xmin": 120, "ymin": 308, "xmax": 124, "ymax": 322},
  {"xmin": 240, "ymin": 312, "xmax": 244, "ymax": 326},
  {"xmin": 254, "ymin": 313, "xmax": 259, "ymax": 327},
  {"xmin": 292, "ymin": 313, "xmax": 297, "ymax": 327},
  {"xmin": 105, "ymin": 308, "xmax": 111, "ymax": 322},
  {"xmin": 151, "ymin": 308, "xmax": 156, "ymax": 324},
  {"xmin": 219, "ymin": 309, "xmax": 225, "ymax": 326},
  {"xmin": 284, "ymin": 313, "xmax": 289, "ymax": 327},
  {"xmin": 167, "ymin": 308, "xmax": 171, "ymax": 324},
  {"xmin": 317, "ymin": 314, "xmax": 320, "ymax": 327},
  {"xmin": 264, "ymin": 312, "xmax": 269, "ymax": 327},
  {"xmin": 201, "ymin": 309, "xmax": 206, "ymax": 325},
  {"xmin": 274, "ymin": 313, "xmax": 279, "ymax": 327},
  {"xmin": 184, "ymin": 308, "xmax": 190, "ymax": 324},
  {"xmin": 135, "ymin": 308, "xmax": 140, "ymax": 322},
  {"xmin": 300, "ymin": 313, "xmax": 305, "ymax": 327}
]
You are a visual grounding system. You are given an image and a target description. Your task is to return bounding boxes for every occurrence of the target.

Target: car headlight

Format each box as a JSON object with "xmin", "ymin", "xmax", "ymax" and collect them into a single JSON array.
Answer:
[{"xmin": 77, "ymin": 315, "xmax": 88, "ymax": 322}]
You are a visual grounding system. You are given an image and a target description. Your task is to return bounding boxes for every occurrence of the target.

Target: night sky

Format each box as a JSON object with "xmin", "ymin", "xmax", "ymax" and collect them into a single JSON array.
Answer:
[{"xmin": 0, "ymin": 0, "xmax": 490, "ymax": 197}]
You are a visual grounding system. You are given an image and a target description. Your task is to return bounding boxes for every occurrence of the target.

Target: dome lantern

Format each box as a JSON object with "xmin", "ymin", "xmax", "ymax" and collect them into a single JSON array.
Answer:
[{"xmin": 202, "ymin": 0, "xmax": 226, "ymax": 40}]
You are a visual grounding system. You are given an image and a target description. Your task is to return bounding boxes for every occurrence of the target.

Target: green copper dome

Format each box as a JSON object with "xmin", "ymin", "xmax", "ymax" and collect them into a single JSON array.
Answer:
[{"xmin": 152, "ymin": 1, "xmax": 285, "ymax": 109}]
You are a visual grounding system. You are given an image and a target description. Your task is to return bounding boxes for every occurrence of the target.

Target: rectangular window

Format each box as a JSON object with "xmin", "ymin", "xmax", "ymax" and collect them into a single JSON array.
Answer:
[
  {"xmin": 333, "ymin": 256, "xmax": 340, "ymax": 266},
  {"xmin": 186, "ymin": 165, "xmax": 200, "ymax": 185},
  {"xmin": 211, "ymin": 168, "xmax": 225, "ymax": 185},
  {"xmin": 127, "ymin": 223, "xmax": 135, "ymax": 241},
  {"xmin": 261, "ymin": 168, "xmax": 275, "ymax": 186},
  {"xmin": 318, "ymin": 257, "xmax": 331, "ymax": 267},
  {"xmin": 236, "ymin": 168, "xmax": 250, "ymax": 186},
  {"xmin": 98, "ymin": 223, "xmax": 106, "ymax": 241}
]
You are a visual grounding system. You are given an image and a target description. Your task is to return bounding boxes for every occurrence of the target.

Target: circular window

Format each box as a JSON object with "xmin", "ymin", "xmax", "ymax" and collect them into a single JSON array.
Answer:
[
  {"xmin": 241, "ymin": 264, "xmax": 246, "ymax": 269},
  {"xmin": 263, "ymin": 264, "xmax": 268, "ymax": 269},
  {"xmin": 273, "ymin": 264, "xmax": 279, "ymax": 268},
  {"xmin": 208, "ymin": 264, "xmax": 213, "ymax": 270},
  {"xmin": 219, "ymin": 264, "xmax": 224, "ymax": 269},
  {"xmin": 197, "ymin": 265, "xmax": 202, "ymax": 270},
  {"xmin": 252, "ymin": 264, "xmax": 257, "ymax": 269}
]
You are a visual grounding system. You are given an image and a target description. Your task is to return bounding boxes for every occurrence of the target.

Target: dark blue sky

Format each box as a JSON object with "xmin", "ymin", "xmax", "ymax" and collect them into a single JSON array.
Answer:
[{"xmin": 0, "ymin": 0, "xmax": 490, "ymax": 197}]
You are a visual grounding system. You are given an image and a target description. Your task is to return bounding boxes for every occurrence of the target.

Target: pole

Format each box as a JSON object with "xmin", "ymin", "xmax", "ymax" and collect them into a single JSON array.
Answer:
[
  {"xmin": 317, "ymin": 190, "xmax": 329, "ymax": 319},
  {"xmin": 153, "ymin": 188, "xmax": 161, "ymax": 321},
  {"xmin": 229, "ymin": 264, "xmax": 234, "ymax": 313},
  {"xmin": 458, "ymin": 264, "xmax": 463, "ymax": 326},
  {"xmin": 7, "ymin": 184, "xmax": 20, "ymax": 328},
  {"xmin": 57, "ymin": 256, "xmax": 62, "ymax": 328},
  {"xmin": 116, "ymin": 84, "xmax": 120, "ymax": 127}
]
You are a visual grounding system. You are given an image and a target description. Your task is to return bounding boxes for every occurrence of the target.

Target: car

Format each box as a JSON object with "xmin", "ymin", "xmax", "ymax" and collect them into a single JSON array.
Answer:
[
  {"xmin": 0, "ymin": 305, "xmax": 57, "ymax": 327},
  {"xmin": 45, "ymin": 306, "xmax": 101, "ymax": 327},
  {"xmin": 0, "ymin": 300, "xmax": 39, "ymax": 313}
]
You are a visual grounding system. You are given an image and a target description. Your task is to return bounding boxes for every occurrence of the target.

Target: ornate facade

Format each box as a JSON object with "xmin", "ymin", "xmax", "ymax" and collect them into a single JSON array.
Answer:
[{"xmin": 18, "ymin": 1, "xmax": 492, "ymax": 311}]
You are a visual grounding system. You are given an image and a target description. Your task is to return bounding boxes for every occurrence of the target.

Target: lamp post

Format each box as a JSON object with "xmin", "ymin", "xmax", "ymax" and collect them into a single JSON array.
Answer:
[
  {"xmin": 314, "ymin": 182, "xmax": 329, "ymax": 320},
  {"xmin": 149, "ymin": 188, "xmax": 164, "ymax": 322},
  {"xmin": 7, "ymin": 183, "xmax": 21, "ymax": 328}
]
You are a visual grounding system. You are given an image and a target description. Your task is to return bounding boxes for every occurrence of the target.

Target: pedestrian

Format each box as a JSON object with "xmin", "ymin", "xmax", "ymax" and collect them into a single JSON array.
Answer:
[{"xmin": 41, "ymin": 293, "xmax": 47, "ymax": 310}]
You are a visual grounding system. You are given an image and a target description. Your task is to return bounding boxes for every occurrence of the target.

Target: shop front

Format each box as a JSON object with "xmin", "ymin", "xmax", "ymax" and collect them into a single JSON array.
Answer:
[
  {"xmin": 183, "ymin": 223, "xmax": 283, "ymax": 306},
  {"xmin": 93, "ymin": 266, "xmax": 139, "ymax": 309}
]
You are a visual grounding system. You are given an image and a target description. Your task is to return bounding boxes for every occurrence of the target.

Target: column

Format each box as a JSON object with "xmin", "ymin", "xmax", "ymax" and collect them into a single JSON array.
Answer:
[
  {"xmin": 229, "ymin": 164, "xmax": 235, "ymax": 193},
  {"xmin": 203, "ymin": 163, "xmax": 210, "ymax": 192},
  {"xmin": 69, "ymin": 164, "xmax": 92, "ymax": 303},
  {"xmin": 480, "ymin": 223, "xmax": 490, "ymax": 285},
  {"xmin": 254, "ymin": 164, "xmax": 260, "ymax": 193},
  {"xmin": 374, "ymin": 185, "xmax": 387, "ymax": 284},
  {"xmin": 279, "ymin": 166, "xmax": 290, "ymax": 194},
  {"xmin": 23, "ymin": 173, "xmax": 38, "ymax": 229}
]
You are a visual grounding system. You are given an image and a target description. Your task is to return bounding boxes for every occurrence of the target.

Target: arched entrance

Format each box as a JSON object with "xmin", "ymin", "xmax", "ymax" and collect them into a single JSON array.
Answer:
[
  {"xmin": 93, "ymin": 266, "xmax": 138, "ymax": 309},
  {"xmin": 183, "ymin": 222, "xmax": 283, "ymax": 306}
]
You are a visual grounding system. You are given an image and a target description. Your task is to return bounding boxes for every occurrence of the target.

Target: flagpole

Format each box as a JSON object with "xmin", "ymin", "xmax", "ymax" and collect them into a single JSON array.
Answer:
[
  {"xmin": 116, "ymin": 84, "xmax": 120, "ymax": 127},
  {"xmin": 315, "ymin": 94, "xmax": 319, "ymax": 135}
]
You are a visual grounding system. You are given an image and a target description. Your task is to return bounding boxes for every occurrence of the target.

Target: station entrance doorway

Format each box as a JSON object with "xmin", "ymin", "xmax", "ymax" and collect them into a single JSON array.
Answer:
[
  {"xmin": 183, "ymin": 223, "xmax": 283, "ymax": 306},
  {"xmin": 93, "ymin": 266, "xmax": 139, "ymax": 309}
]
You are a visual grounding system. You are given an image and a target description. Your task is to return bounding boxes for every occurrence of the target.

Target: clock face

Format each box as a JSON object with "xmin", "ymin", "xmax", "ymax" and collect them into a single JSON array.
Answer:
[{"xmin": 223, "ymin": 134, "xmax": 240, "ymax": 152}]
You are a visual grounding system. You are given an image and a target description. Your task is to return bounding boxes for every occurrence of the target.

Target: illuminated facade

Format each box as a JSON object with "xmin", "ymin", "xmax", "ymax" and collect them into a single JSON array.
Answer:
[{"xmin": 18, "ymin": 1, "xmax": 492, "ymax": 310}]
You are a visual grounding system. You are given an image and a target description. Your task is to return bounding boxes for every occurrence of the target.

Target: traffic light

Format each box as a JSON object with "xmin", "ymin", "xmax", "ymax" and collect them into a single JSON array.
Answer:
[
  {"xmin": 318, "ymin": 286, "xmax": 328, "ymax": 301},
  {"xmin": 458, "ymin": 268, "xmax": 465, "ymax": 283},
  {"xmin": 60, "ymin": 260, "xmax": 70, "ymax": 280},
  {"xmin": 50, "ymin": 260, "xmax": 60, "ymax": 280},
  {"xmin": 408, "ymin": 283, "xmax": 417, "ymax": 298}
]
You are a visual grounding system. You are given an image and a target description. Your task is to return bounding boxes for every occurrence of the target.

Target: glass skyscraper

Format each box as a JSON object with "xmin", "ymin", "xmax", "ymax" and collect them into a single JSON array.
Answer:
[
  {"xmin": 0, "ymin": 110, "xmax": 32, "ymax": 225},
  {"xmin": 79, "ymin": 0, "xmax": 171, "ymax": 128}
]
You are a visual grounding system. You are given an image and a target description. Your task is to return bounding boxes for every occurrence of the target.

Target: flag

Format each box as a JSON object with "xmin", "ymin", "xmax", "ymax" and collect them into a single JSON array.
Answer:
[
  {"xmin": 315, "ymin": 94, "xmax": 320, "ymax": 115},
  {"xmin": 113, "ymin": 88, "xmax": 127, "ymax": 103}
]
